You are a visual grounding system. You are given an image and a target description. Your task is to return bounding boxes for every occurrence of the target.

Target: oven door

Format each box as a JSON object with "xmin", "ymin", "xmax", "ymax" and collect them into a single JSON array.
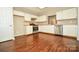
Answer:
[{"xmin": 33, "ymin": 26, "xmax": 38, "ymax": 32}]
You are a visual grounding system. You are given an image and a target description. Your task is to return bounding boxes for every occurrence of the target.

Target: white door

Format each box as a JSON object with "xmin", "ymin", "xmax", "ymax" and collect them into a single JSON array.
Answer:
[
  {"xmin": 0, "ymin": 7, "xmax": 14, "ymax": 42},
  {"xmin": 13, "ymin": 15, "xmax": 25, "ymax": 36}
]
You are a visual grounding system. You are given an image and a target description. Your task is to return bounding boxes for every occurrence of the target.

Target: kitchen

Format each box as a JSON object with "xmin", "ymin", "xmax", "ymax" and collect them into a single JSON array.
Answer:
[{"xmin": 13, "ymin": 7, "xmax": 77, "ymax": 39}]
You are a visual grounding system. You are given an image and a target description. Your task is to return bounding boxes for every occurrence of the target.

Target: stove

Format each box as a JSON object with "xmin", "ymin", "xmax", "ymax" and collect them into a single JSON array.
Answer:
[
  {"xmin": 30, "ymin": 23, "xmax": 38, "ymax": 32},
  {"xmin": 33, "ymin": 26, "xmax": 38, "ymax": 32}
]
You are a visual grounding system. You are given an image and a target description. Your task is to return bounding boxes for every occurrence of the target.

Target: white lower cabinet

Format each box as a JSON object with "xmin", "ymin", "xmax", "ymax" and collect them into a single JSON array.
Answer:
[
  {"xmin": 25, "ymin": 26, "xmax": 33, "ymax": 35},
  {"xmin": 39, "ymin": 25, "xmax": 55, "ymax": 33},
  {"xmin": 63, "ymin": 25, "xmax": 77, "ymax": 37},
  {"xmin": 25, "ymin": 25, "xmax": 77, "ymax": 37}
]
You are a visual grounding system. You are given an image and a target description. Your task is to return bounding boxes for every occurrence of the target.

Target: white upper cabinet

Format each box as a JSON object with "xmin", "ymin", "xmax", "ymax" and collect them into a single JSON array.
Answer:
[
  {"xmin": 36, "ymin": 15, "xmax": 48, "ymax": 22},
  {"xmin": 24, "ymin": 14, "xmax": 31, "ymax": 21},
  {"xmin": 24, "ymin": 14, "xmax": 38, "ymax": 21},
  {"xmin": 63, "ymin": 8, "xmax": 77, "ymax": 19},
  {"xmin": 56, "ymin": 8, "xmax": 77, "ymax": 20},
  {"xmin": 56, "ymin": 11, "xmax": 63, "ymax": 20}
]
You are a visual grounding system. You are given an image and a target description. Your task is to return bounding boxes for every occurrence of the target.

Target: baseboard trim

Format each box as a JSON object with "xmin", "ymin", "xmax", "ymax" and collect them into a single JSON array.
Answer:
[
  {"xmin": 14, "ymin": 34, "xmax": 27, "ymax": 37},
  {"xmin": 39, "ymin": 32, "xmax": 77, "ymax": 39},
  {"xmin": 25, "ymin": 32, "xmax": 39, "ymax": 36},
  {"xmin": 0, "ymin": 39, "xmax": 13, "ymax": 43},
  {"xmin": 15, "ymin": 32, "xmax": 39, "ymax": 38},
  {"xmin": 15, "ymin": 32, "xmax": 77, "ymax": 40}
]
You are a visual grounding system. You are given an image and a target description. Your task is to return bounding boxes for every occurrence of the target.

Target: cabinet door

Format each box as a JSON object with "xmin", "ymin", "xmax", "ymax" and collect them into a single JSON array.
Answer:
[
  {"xmin": 56, "ymin": 11, "xmax": 63, "ymax": 20},
  {"xmin": 39, "ymin": 25, "xmax": 54, "ymax": 33},
  {"xmin": 24, "ymin": 14, "xmax": 31, "ymax": 21},
  {"xmin": 36, "ymin": 16, "xmax": 47, "ymax": 22},
  {"xmin": 26, "ymin": 26, "xmax": 33, "ymax": 34},
  {"xmin": 63, "ymin": 8, "xmax": 77, "ymax": 19},
  {"xmin": 56, "ymin": 8, "xmax": 77, "ymax": 20},
  {"xmin": 63, "ymin": 25, "xmax": 77, "ymax": 37},
  {"xmin": 0, "ymin": 7, "xmax": 14, "ymax": 42}
]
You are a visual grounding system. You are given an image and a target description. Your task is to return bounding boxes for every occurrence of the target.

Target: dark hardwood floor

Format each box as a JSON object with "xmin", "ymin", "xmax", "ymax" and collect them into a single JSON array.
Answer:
[{"xmin": 0, "ymin": 32, "xmax": 78, "ymax": 52}]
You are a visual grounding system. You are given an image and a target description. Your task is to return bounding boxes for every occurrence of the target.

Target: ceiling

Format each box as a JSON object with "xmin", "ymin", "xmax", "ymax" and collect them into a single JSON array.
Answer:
[{"xmin": 14, "ymin": 7, "xmax": 74, "ymax": 16}]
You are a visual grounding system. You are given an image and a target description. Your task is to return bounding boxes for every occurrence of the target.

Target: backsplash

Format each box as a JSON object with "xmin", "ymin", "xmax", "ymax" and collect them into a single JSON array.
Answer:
[{"xmin": 35, "ymin": 21, "xmax": 48, "ymax": 25}]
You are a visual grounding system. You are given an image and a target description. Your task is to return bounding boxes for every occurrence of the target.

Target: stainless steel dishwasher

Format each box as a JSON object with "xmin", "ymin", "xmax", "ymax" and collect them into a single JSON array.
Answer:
[{"xmin": 54, "ymin": 25, "xmax": 63, "ymax": 35}]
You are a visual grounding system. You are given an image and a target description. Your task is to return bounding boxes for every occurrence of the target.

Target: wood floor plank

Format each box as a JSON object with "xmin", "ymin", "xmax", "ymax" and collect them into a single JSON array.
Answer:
[{"xmin": 0, "ymin": 32, "xmax": 78, "ymax": 52}]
